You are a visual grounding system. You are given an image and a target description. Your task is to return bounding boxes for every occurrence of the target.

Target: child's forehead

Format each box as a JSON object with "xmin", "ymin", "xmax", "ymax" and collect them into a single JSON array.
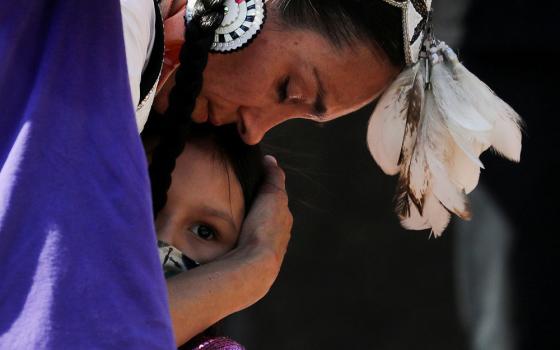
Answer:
[
  {"xmin": 185, "ymin": 138, "xmax": 232, "ymax": 173},
  {"xmin": 176, "ymin": 139, "xmax": 244, "ymax": 210}
]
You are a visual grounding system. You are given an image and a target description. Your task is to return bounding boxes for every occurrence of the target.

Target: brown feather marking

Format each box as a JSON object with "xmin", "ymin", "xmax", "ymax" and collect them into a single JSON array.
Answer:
[
  {"xmin": 405, "ymin": 72, "xmax": 424, "ymax": 133},
  {"xmin": 395, "ymin": 74, "xmax": 426, "ymax": 219},
  {"xmin": 394, "ymin": 177, "xmax": 411, "ymax": 218}
]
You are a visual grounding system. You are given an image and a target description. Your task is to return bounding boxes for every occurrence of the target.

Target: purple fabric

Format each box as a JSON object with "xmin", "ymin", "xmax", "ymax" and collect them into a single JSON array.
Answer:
[{"xmin": 0, "ymin": 1, "xmax": 174, "ymax": 348}]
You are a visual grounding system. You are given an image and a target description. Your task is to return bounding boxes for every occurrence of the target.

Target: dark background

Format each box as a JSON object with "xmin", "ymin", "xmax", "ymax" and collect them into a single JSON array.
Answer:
[
  {"xmin": 227, "ymin": 114, "xmax": 467, "ymax": 350},
  {"xmin": 223, "ymin": 1, "xmax": 560, "ymax": 349}
]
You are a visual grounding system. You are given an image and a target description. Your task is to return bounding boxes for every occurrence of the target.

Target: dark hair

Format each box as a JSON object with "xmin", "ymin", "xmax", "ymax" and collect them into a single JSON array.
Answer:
[
  {"xmin": 148, "ymin": 0, "xmax": 405, "ymax": 216},
  {"xmin": 275, "ymin": 0, "xmax": 406, "ymax": 67},
  {"xmin": 143, "ymin": 113, "xmax": 264, "ymax": 215},
  {"xmin": 148, "ymin": 0, "xmax": 226, "ymax": 216},
  {"xmin": 183, "ymin": 123, "xmax": 265, "ymax": 213}
]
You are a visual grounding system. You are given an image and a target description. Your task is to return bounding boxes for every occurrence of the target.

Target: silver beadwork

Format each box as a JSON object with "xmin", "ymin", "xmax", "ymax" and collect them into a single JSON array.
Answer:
[
  {"xmin": 382, "ymin": 0, "xmax": 433, "ymax": 65},
  {"xmin": 186, "ymin": 0, "xmax": 267, "ymax": 53}
]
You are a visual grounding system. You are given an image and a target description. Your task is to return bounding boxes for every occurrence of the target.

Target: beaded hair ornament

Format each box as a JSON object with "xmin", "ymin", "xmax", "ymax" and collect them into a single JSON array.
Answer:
[
  {"xmin": 186, "ymin": 0, "xmax": 267, "ymax": 53},
  {"xmin": 367, "ymin": 0, "xmax": 523, "ymax": 236}
]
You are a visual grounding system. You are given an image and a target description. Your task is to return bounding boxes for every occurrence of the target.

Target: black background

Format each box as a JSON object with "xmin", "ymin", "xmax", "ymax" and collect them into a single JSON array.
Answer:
[{"xmin": 223, "ymin": 1, "xmax": 560, "ymax": 348}]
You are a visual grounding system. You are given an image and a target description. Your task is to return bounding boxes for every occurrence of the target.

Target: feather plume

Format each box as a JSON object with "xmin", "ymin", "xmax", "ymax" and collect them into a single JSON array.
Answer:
[
  {"xmin": 366, "ymin": 41, "xmax": 523, "ymax": 236},
  {"xmin": 447, "ymin": 142, "xmax": 481, "ymax": 194},
  {"xmin": 401, "ymin": 192, "xmax": 450, "ymax": 237},
  {"xmin": 442, "ymin": 48, "xmax": 523, "ymax": 162},
  {"xmin": 393, "ymin": 63, "xmax": 426, "ymax": 218},
  {"xmin": 422, "ymin": 93, "xmax": 470, "ymax": 220},
  {"xmin": 398, "ymin": 90, "xmax": 470, "ymax": 236}
]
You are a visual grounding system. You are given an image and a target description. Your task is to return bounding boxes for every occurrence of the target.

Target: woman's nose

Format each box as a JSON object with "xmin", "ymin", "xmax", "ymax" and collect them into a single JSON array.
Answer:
[{"xmin": 237, "ymin": 106, "xmax": 297, "ymax": 145}]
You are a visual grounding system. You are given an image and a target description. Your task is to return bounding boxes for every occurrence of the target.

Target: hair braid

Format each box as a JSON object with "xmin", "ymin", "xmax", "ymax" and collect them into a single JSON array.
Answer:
[{"xmin": 149, "ymin": 0, "xmax": 225, "ymax": 216}]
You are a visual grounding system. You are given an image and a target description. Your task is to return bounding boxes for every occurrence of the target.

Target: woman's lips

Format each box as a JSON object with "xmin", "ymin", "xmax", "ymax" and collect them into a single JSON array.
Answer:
[
  {"xmin": 208, "ymin": 114, "xmax": 222, "ymax": 126},
  {"xmin": 191, "ymin": 111, "xmax": 219, "ymax": 126},
  {"xmin": 192, "ymin": 101, "xmax": 232, "ymax": 126},
  {"xmin": 191, "ymin": 98, "xmax": 209, "ymax": 123},
  {"xmin": 191, "ymin": 113, "xmax": 208, "ymax": 123}
]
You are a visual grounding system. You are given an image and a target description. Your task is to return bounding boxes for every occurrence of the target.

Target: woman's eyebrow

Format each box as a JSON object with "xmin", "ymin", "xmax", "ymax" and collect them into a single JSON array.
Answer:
[{"xmin": 313, "ymin": 68, "xmax": 327, "ymax": 118}]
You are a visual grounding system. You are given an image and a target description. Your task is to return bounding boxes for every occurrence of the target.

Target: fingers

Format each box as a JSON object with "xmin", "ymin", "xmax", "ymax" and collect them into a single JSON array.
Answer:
[
  {"xmin": 261, "ymin": 155, "xmax": 287, "ymax": 195},
  {"xmin": 239, "ymin": 154, "xmax": 292, "ymax": 253}
]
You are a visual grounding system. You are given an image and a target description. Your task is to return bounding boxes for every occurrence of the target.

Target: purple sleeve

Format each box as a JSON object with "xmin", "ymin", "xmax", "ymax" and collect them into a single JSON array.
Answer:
[{"xmin": 0, "ymin": 1, "xmax": 175, "ymax": 348}]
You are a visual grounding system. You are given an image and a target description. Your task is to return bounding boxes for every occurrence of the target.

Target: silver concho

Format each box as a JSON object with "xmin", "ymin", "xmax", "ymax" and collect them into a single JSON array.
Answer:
[{"xmin": 186, "ymin": 0, "xmax": 267, "ymax": 53}]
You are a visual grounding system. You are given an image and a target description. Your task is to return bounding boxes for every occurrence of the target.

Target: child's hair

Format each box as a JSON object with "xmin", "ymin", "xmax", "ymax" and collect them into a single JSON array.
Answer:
[
  {"xmin": 142, "ymin": 111, "xmax": 265, "ymax": 217},
  {"xmin": 182, "ymin": 122, "xmax": 265, "ymax": 214}
]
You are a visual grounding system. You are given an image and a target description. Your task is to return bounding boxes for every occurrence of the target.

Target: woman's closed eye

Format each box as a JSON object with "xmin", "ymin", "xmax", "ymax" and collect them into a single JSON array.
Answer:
[
  {"xmin": 277, "ymin": 76, "xmax": 290, "ymax": 103},
  {"xmin": 189, "ymin": 223, "xmax": 217, "ymax": 241},
  {"xmin": 276, "ymin": 73, "xmax": 327, "ymax": 120}
]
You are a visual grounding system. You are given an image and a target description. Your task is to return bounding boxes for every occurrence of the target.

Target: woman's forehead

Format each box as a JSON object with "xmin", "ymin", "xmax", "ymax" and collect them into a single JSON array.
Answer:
[{"xmin": 290, "ymin": 31, "xmax": 398, "ymax": 119}]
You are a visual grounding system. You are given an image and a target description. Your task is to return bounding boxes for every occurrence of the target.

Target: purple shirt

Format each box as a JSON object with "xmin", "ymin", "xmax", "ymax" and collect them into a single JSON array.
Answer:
[{"xmin": 0, "ymin": 1, "xmax": 174, "ymax": 348}]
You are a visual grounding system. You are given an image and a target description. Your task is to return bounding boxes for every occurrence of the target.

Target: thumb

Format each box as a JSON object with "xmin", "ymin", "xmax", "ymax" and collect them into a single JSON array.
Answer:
[{"xmin": 260, "ymin": 155, "xmax": 287, "ymax": 195}]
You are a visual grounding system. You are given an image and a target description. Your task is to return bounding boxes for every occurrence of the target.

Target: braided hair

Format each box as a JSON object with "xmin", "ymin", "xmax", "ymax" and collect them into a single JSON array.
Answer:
[{"xmin": 149, "ymin": 0, "xmax": 225, "ymax": 216}]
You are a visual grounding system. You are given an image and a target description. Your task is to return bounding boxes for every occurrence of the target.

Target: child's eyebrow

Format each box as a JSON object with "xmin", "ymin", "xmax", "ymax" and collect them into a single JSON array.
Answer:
[{"xmin": 200, "ymin": 205, "xmax": 237, "ymax": 231}]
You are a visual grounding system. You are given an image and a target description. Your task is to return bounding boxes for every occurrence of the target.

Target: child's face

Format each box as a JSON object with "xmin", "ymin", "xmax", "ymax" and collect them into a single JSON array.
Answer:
[{"xmin": 155, "ymin": 139, "xmax": 245, "ymax": 264}]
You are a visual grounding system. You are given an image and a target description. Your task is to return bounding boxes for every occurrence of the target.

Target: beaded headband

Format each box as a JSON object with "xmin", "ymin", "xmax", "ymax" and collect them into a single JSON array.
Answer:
[{"xmin": 186, "ymin": 0, "xmax": 267, "ymax": 53}]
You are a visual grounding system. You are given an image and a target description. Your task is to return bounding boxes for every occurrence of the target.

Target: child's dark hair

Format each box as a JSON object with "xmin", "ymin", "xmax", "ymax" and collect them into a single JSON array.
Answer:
[
  {"xmin": 143, "ymin": 113, "xmax": 264, "ymax": 215},
  {"xmin": 148, "ymin": 0, "xmax": 405, "ymax": 215},
  {"xmin": 182, "ymin": 122, "xmax": 265, "ymax": 213}
]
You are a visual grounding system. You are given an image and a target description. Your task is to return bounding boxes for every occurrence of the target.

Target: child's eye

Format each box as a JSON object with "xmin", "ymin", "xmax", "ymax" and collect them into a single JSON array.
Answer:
[{"xmin": 190, "ymin": 224, "xmax": 217, "ymax": 241}]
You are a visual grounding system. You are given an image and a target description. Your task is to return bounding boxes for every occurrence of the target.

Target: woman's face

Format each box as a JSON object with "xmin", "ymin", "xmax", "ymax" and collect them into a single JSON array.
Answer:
[
  {"xmin": 155, "ymin": 139, "xmax": 244, "ymax": 264},
  {"xmin": 191, "ymin": 10, "xmax": 400, "ymax": 145}
]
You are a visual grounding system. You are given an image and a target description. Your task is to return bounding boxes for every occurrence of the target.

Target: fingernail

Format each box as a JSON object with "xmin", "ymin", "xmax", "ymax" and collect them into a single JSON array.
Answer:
[{"xmin": 264, "ymin": 155, "xmax": 278, "ymax": 166}]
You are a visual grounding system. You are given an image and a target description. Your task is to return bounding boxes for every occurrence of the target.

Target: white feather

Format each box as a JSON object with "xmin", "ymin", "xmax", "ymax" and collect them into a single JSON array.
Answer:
[
  {"xmin": 492, "ymin": 113, "xmax": 523, "ymax": 162},
  {"xmin": 401, "ymin": 197, "xmax": 431, "ymax": 231},
  {"xmin": 406, "ymin": 73, "xmax": 429, "ymax": 205},
  {"xmin": 423, "ymin": 93, "xmax": 471, "ymax": 220},
  {"xmin": 430, "ymin": 61, "xmax": 494, "ymax": 170},
  {"xmin": 397, "ymin": 79, "xmax": 471, "ymax": 232},
  {"xmin": 423, "ymin": 192, "xmax": 451, "ymax": 238},
  {"xmin": 447, "ymin": 127, "xmax": 487, "ymax": 169},
  {"xmin": 445, "ymin": 57, "xmax": 523, "ymax": 162},
  {"xmin": 431, "ymin": 63, "xmax": 493, "ymax": 133},
  {"xmin": 367, "ymin": 64, "xmax": 420, "ymax": 175},
  {"xmin": 408, "ymin": 144, "xmax": 429, "ymax": 206},
  {"xmin": 447, "ymin": 143, "xmax": 481, "ymax": 194},
  {"xmin": 368, "ymin": 43, "xmax": 522, "ymax": 237},
  {"xmin": 427, "ymin": 153, "xmax": 470, "ymax": 220}
]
